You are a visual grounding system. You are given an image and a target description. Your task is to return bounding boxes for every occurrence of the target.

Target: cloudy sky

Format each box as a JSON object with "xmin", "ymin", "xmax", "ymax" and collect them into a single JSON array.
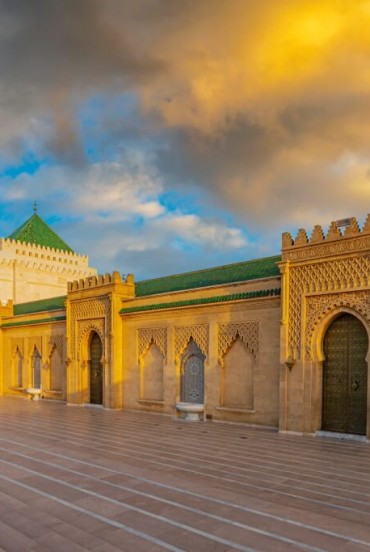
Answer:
[{"xmin": 1, "ymin": 0, "xmax": 370, "ymax": 278}]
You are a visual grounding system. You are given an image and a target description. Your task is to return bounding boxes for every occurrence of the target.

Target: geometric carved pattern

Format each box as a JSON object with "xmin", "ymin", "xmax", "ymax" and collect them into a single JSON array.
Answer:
[
  {"xmin": 305, "ymin": 290, "xmax": 370, "ymax": 360},
  {"xmin": 174, "ymin": 325, "xmax": 208, "ymax": 360},
  {"xmin": 28, "ymin": 336, "xmax": 42, "ymax": 357},
  {"xmin": 48, "ymin": 334, "xmax": 64, "ymax": 359},
  {"xmin": 288, "ymin": 256, "xmax": 370, "ymax": 358},
  {"xmin": 283, "ymin": 235, "xmax": 370, "ymax": 262},
  {"xmin": 181, "ymin": 339, "xmax": 205, "ymax": 403},
  {"xmin": 218, "ymin": 321, "xmax": 259, "ymax": 366},
  {"xmin": 78, "ymin": 319, "xmax": 105, "ymax": 360},
  {"xmin": 138, "ymin": 327, "xmax": 167, "ymax": 362},
  {"xmin": 70, "ymin": 297, "xmax": 110, "ymax": 357},
  {"xmin": 11, "ymin": 338, "xmax": 24, "ymax": 356}
]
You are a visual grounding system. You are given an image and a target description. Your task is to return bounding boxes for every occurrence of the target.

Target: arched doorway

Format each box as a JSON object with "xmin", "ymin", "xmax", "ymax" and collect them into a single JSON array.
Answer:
[
  {"xmin": 322, "ymin": 313, "xmax": 368, "ymax": 435},
  {"xmin": 89, "ymin": 332, "xmax": 103, "ymax": 405}
]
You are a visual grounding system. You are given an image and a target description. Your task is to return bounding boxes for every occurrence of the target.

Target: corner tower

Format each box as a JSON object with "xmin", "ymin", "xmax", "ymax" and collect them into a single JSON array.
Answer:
[{"xmin": 0, "ymin": 211, "xmax": 96, "ymax": 303}]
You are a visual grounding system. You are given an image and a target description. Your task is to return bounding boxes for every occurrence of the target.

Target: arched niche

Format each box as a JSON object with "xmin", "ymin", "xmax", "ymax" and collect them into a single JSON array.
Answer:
[
  {"xmin": 31, "ymin": 347, "xmax": 42, "ymax": 389},
  {"xmin": 49, "ymin": 345, "xmax": 63, "ymax": 392},
  {"xmin": 140, "ymin": 341, "xmax": 164, "ymax": 401},
  {"xmin": 180, "ymin": 338, "xmax": 205, "ymax": 404},
  {"xmin": 222, "ymin": 336, "xmax": 254, "ymax": 409}
]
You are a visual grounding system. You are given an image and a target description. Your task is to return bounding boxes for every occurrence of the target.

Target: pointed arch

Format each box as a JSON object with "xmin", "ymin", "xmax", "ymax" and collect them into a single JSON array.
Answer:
[
  {"xmin": 140, "ymin": 341, "xmax": 164, "ymax": 401},
  {"xmin": 31, "ymin": 345, "xmax": 42, "ymax": 389},
  {"xmin": 180, "ymin": 338, "xmax": 205, "ymax": 404}
]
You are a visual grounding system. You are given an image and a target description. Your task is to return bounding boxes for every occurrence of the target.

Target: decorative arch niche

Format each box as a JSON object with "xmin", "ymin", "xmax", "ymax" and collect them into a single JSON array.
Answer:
[
  {"xmin": 140, "ymin": 341, "xmax": 164, "ymax": 401},
  {"xmin": 13, "ymin": 346, "xmax": 23, "ymax": 388},
  {"xmin": 31, "ymin": 346, "xmax": 42, "ymax": 388},
  {"xmin": 222, "ymin": 336, "xmax": 254, "ymax": 410},
  {"xmin": 49, "ymin": 344, "xmax": 63, "ymax": 392},
  {"xmin": 180, "ymin": 338, "xmax": 205, "ymax": 404}
]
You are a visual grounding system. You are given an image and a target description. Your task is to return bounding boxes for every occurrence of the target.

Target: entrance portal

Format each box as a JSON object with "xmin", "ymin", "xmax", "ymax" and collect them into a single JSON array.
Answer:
[
  {"xmin": 322, "ymin": 313, "xmax": 368, "ymax": 435},
  {"xmin": 89, "ymin": 332, "xmax": 103, "ymax": 405}
]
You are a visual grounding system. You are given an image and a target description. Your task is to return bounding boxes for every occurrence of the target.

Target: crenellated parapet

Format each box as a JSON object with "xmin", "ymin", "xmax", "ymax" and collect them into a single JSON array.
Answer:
[
  {"xmin": 68, "ymin": 271, "xmax": 135, "ymax": 294},
  {"xmin": 0, "ymin": 237, "xmax": 92, "ymax": 267},
  {"xmin": 279, "ymin": 213, "xmax": 370, "ymax": 365},
  {"xmin": 0, "ymin": 236, "xmax": 97, "ymax": 303},
  {"xmin": 282, "ymin": 215, "xmax": 370, "ymax": 262}
]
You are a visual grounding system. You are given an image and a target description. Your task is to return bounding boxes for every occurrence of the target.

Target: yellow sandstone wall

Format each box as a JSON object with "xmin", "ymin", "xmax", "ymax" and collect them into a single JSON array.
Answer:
[
  {"xmin": 0, "ymin": 238, "xmax": 96, "ymax": 303},
  {"xmin": 121, "ymin": 276, "xmax": 281, "ymax": 428},
  {"xmin": 279, "ymin": 216, "xmax": 370, "ymax": 437}
]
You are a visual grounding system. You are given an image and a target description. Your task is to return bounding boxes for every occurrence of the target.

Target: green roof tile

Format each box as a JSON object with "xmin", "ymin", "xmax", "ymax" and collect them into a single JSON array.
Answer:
[
  {"xmin": 7, "ymin": 213, "xmax": 74, "ymax": 253},
  {"xmin": 135, "ymin": 255, "xmax": 281, "ymax": 296},
  {"xmin": 121, "ymin": 288, "xmax": 281, "ymax": 314},
  {"xmin": 14, "ymin": 296, "xmax": 66, "ymax": 316},
  {"xmin": 1, "ymin": 315, "xmax": 66, "ymax": 328}
]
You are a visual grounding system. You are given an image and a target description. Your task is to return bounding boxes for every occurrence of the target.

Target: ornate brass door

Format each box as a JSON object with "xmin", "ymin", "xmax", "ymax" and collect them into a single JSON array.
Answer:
[
  {"xmin": 323, "ymin": 314, "xmax": 368, "ymax": 435},
  {"xmin": 90, "ymin": 333, "xmax": 103, "ymax": 405}
]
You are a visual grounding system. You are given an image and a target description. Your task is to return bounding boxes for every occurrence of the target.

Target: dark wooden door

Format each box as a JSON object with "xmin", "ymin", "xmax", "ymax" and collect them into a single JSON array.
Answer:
[
  {"xmin": 323, "ymin": 314, "xmax": 368, "ymax": 435},
  {"xmin": 90, "ymin": 333, "xmax": 103, "ymax": 405}
]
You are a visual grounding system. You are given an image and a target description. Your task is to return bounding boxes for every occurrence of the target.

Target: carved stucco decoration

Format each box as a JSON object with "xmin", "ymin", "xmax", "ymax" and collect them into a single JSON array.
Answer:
[
  {"xmin": 48, "ymin": 335, "xmax": 64, "ymax": 360},
  {"xmin": 138, "ymin": 327, "xmax": 167, "ymax": 362},
  {"xmin": 174, "ymin": 324, "xmax": 208, "ymax": 360},
  {"xmin": 28, "ymin": 336, "xmax": 42, "ymax": 357},
  {"xmin": 283, "ymin": 236, "xmax": 370, "ymax": 261},
  {"xmin": 77, "ymin": 319, "xmax": 105, "ymax": 361},
  {"xmin": 305, "ymin": 290, "xmax": 370, "ymax": 360},
  {"xmin": 218, "ymin": 321, "xmax": 259, "ymax": 366},
  {"xmin": 288, "ymin": 256, "xmax": 370, "ymax": 358},
  {"xmin": 11, "ymin": 338, "xmax": 24, "ymax": 356},
  {"xmin": 70, "ymin": 297, "xmax": 110, "ymax": 361}
]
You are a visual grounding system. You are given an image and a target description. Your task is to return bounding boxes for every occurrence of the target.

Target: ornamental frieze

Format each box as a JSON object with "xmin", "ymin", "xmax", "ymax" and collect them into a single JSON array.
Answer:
[{"xmin": 305, "ymin": 290, "xmax": 370, "ymax": 360}]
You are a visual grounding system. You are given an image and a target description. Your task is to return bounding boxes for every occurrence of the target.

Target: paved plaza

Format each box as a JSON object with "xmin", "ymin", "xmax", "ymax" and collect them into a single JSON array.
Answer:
[{"xmin": 0, "ymin": 398, "xmax": 370, "ymax": 551}]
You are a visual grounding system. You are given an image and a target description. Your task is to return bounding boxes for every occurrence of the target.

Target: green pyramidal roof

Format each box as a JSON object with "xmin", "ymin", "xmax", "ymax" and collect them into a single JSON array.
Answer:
[{"xmin": 7, "ymin": 213, "xmax": 74, "ymax": 253}]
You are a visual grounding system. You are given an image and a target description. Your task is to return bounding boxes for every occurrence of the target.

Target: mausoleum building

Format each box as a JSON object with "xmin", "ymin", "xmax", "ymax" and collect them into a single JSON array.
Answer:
[{"xmin": 1, "ymin": 211, "xmax": 370, "ymax": 440}]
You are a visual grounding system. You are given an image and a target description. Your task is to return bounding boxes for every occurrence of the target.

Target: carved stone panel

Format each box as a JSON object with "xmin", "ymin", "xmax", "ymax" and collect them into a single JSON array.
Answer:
[
  {"xmin": 48, "ymin": 335, "xmax": 64, "ymax": 359},
  {"xmin": 138, "ymin": 327, "xmax": 167, "ymax": 362},
  {"xmin": 305, "ymin": 290, "xmax": 370, "ymax": 360},
  {"xmin": 28, "ymin": 336, "xmax": 42, "ymax": 357},
  {"xmin": 78, "ymin": 319, "xmax": 105, "ymax": 360},
  {"xmin": 174, "ymin": 325, "xmax": 208, "ymax": 360},
  {"xmin": 11, "ymin": 338, "xmax": 24, "ymax": 356},
  {"xmin": 218, "ymin": 321, "xmax": 259, "ymax": 366},
  {"xmin": 288, "ymin": 256, "xmax": 370, "ymax": 358},
  {"xmin": 70, "ymin": 297, "xmax": 110, "ymax": 356}
]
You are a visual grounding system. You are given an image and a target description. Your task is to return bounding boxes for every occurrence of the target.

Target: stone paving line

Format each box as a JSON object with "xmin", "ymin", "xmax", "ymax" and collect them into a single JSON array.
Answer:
[{"xmin": 0, "ymin": 398, "xmax": 369, "ymax": 551}]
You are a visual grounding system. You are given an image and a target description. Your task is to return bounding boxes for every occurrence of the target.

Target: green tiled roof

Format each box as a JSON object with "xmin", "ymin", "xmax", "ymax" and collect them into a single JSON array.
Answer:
[
  {"xmin": 136, "ymin": 255, "xmax": 281, "ymax": 297},
  {"xmin": 2, "ymin": 316, "xmax": 66, "ymax": 328},
  {"xmin": 14, "ymin": 295, "xmax": 66, "ymax": 316},
  {"xmin": 121, "ymin": 288, "xmax": 281, "ymax": 314},
  {"xmin": 7, "ymin": 213, "xmax": 74, "ymax": 253}
]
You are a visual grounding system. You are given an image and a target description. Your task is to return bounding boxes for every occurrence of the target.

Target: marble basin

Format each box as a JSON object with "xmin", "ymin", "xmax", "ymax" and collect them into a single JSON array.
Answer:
[
  {"xmin": 25, "ymin": 388, "xmax": 42, "ymax": 401},
  {"xmin": 176, "ymin": 402, "xmax": 204, "ymax": 421}
]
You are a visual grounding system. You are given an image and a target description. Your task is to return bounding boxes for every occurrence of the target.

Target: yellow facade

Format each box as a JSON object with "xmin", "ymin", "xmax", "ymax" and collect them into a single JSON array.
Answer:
[{"xmin": 1, "ymin": 214, "xmax": 370, "ymax": 438}]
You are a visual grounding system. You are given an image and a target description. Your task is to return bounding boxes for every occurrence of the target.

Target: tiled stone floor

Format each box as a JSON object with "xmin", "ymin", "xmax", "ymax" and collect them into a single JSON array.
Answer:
[{"xmin": 0, "ymin": 398, "xmax": 370, "ymax": 551}]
